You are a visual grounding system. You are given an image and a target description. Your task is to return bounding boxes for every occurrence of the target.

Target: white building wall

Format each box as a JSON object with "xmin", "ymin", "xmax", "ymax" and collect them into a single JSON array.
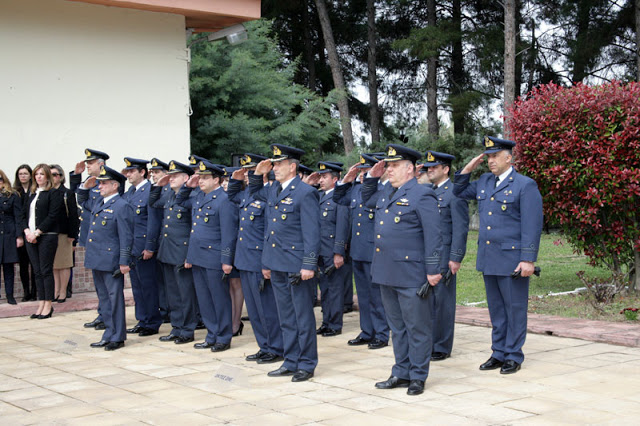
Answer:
[{"xmin": 0, "ymin": 0, "xmax": 191, "ymax": 180}]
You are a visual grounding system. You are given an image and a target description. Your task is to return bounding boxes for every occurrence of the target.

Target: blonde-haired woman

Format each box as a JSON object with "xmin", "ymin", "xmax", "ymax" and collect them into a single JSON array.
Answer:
[
  {"xmin": 21, "ymin": 164, "xmax": 63, "ymax": 319},
  {"xmin": 0, "ymin": 169, "xmax": 23, "ymax": 305}
]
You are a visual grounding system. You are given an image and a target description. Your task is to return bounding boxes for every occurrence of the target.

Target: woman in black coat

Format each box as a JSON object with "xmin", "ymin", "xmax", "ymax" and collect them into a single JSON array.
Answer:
[
  {"xmin": 0, "ymin": 169, "xmax": 23, "ymax": 305},
  {"xmin": 13, "ymin": 164, "xmax": 36, "ymax": 301},
  {"xmin": 21, "ymin": 164, "xmax": 63, "ymax": 319}
]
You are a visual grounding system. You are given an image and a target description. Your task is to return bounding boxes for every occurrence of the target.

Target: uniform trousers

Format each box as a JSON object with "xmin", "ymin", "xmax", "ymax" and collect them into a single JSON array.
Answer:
[
  {"xmin": 271, "ymin": 271, "xmax": 318, "ymax": 373},
  {"xmin": 342, "ymin": 261, "xmax": 354, "ymax": 309},
  {"xmin": 380, "ymin": 284, "xmax": 433, "ymax": 381},
  {"xmin": 156, "ymin": 261, "xmax": 169, "ymax": 320},
  {"xmin": 1, "ymin": 263, "xmax": 15, "ymax": 297},
  {"xmin": 25, "ymin": 234, "xmax": 58, "ymax": 301},
  {"xmin": 192, "ymin": 265, "xmax": 232, "ymax": 344},
  {"xmin": 161, "ymin": 262, "xmax": 197, "ymax": 339},
  {"xmin": 352, "ymin": 260, "xmax": 389, "ymax": 341},
  {"xmin": 483, "ymin": 274, "xmax": 529, "ymax": 364},
  {"xmin": 92, "ymin": 269, "xmax": 126, "ymax": 343},
  {"xmin": 129, "ymin": 257, "xmax": 162, "ymax": 331},
  {"xmin": 432, "ymin": 273, "xmax": 457, "ymax": 354},
  {"xmin": 239, "ymin": 270, "xmax": 283, "ymax": 356},
  {"xmin": 318, "ymin": 256, "xmax": 350, "ymax": 331}
]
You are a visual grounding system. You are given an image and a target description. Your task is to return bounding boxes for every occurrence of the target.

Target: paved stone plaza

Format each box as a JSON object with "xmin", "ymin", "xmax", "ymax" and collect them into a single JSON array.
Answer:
[{"xmin": 1, "ymin": 305, "xmax": 640, "ymax": 425}]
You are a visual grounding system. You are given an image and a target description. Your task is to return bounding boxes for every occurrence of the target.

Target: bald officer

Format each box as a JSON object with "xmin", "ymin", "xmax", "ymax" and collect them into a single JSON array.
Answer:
[
  {"xmin": 454, "ymin": 136, "xmax": 543, "ymax": 374},
  {"xmin": 360, "ymin": 144, "xmax": 442, "ymax": 396},
  {"xmin": 84, "ymin": 166, "xmax": 134, "ymax": 351},
  {"xmin": 423, "ymin": 151, "xmax": 469, "ymax": 361},
  {"xmin": 249, "ymin": 144, "xmax": 320, "ymax": 382}
]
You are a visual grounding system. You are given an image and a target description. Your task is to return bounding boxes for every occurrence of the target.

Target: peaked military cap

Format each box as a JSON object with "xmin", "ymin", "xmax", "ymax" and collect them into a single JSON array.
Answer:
[
  {"xmin": 483, "ymin": 136, "xmax": 516, "ymax": 154},
  {"xmin": 196, "ymin": 160, "xmax": 225, "ymax": 176},
  {"xmin": 356, "ymin": 153, "xmax": 379, "ymax": 169},
  {"xmin": 423, "ymin": 151, "xmax": 455, "ymax": 167},
  {"xmin": 298, "ymin": 164, "xmax": 313, "ymax": 176},
  {"xmin": 240, "ymin": 153, "xmax": 268, "ymax": 168},
  {"xmin": 317, "ymin": 161, "xmax": 343, "ymax": 174},
  {"xmin": 189, "ymin": 154, "xmax": 208, "ymax": 166},
  {"xmin": 84, "ymin": 148, "xmax": 110, "ymax": 161},
  {"xmin": 149, "ymin": 158, "xmax": 169, "ymax": 171},
  {"xmin": 167, "ymin": 160, "xmax": 195, "ymax": 176},
  {"xmin": 123, "ymin": 157, "xmax": 149, "ymax": 170},
  {"xmin": 96, "ymin": 165, "xmax": 126, "ymax": 186},
  {"xmin": 382, "ymin": 144, "xmax": 422, "ymax": 163},
  {"xmin": 270, "ymin": 144, "xmax": 305, "ymax": 162}
]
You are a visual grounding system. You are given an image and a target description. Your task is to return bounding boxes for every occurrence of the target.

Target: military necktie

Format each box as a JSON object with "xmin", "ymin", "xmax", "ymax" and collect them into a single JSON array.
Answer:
[{"xmin": 494, "ymin": 175, "xmax": 500, "ymax": 188}]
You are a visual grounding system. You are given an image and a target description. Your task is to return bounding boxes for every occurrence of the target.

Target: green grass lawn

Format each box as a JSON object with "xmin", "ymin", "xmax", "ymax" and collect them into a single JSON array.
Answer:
[{"xmin": 456, "ymin": 231, "xmax": 612, "ymax": 306}]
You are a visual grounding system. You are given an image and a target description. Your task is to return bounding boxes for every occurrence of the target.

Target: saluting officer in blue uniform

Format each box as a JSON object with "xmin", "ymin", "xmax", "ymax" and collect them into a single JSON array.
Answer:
[
  {"xmin": 72, "ymin": 148, "xmax": 110, "ymax": 331},
  {"xmin": 121, "ymin": 157, "xmax": 162, "ymax": 337},
  {"xmin": 84, "ymin": 166, "xmax": 134, "ymax": 351},
  {"xmin": 227, "ymin": 153, "xmax": 284, "ymax": 364},
  {"xmin": 423, "ymin": 151, "xmax": 469, "ymax": 361},
  {"xmin": 454, "ymin": 136, "xmax": 543, "ymax": 374},
  {"xmin": 334, "ymin": 153, "xmax": 390, "ymax": 349},
  {"xmin": 249, "ymin": 144, "xmax": 320, "ymax": 382},
  {"xmin": 149, "ymin": 161, "xmax": 199, "ymax": 345},
  {"xmin": 360, "ymin": 144, "xmax": 443, "ymax": 396},
  {"xmin": 148, "ymin": 158, "xmax": 172, "ymax": 323},
  {"xmin": 308, "ymin": 161, "xmax": 351, "ymax": 337},
  {"xmin": 176, "ymin": 161, "xmax": 238, "ymax": 352}
]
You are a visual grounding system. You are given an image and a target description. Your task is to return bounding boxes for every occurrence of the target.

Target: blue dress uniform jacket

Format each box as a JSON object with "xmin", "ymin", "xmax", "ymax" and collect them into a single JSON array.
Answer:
[
  {"xmin": 84, "ymin": 195, "xmax": 134, "ymax": 344},
  {"xmin": 453, "ymin": 170, "xmax": 542, "ymax": 275},
  {"xmin": 122, "ymin": 181, "xmax": 162, "ymax": 332},
  {"xmin": 227, "ymin": 180, "xmax": 284, "ymax": 357},
  {"xmin": 431, "ymin": 179, "xmax": 469, "ymax": 355},
  {"xmin": 0, "ymin": 192, "xmax": 22, "ymax": 264},
  {"xmin": 361, "ymin": 177, "xmax": 442, "ymax": 285},
  {"xmin": 453, "ymin": 168, "xmax": 543, "ymax": 364},
  {"xmin": 249, "ymin": 173, "xmax": 320, "ymax": 373},
  {"xmin": 333, "ymin": 182, "xmax": 389, "ymax": 342}
]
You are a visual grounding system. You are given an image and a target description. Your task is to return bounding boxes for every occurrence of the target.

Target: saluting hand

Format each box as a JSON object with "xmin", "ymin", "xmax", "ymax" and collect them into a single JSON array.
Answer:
[
  {"xmin": 254, "ymin": 159, "xmax": 273, "ymax": 176},
  {"xmin": 342, "ymin": 164, "xmax": 359, "ymax": 184},
  {"xmin": 414, "ymin": 163, "xmax": 424, "ymax": 176},
  {"xmin": 156, "ymin": 175, "xmax": 170, "ymax": 187},
  {"xmin": 460, "ymin": 153, "xmax": 485, "ymax": 174},
  {"xmin": 186, "ymin": 174, "xmax": 200, "ymax": 188},
  {"xmin": 368, "ymin": 160, "xmax": 386, "ymax": 178},
  {"xmin": 231, "ymin": 168, "xmax": 246, "ymax": 181},
  {"xmin": 74, "ymin": 161, "xmax": 85, "ymax": 175},
  {"xmin": 84, "ymin": 176, "xmax": 97, "ymax": 189},
  {"xmin": 304, "ymin": 172, "xmax": 320, "ymax": 186}
]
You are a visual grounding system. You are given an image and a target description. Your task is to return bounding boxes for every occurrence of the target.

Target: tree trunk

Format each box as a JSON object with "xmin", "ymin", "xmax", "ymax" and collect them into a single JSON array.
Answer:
[
  {"xmin": 634, "ymin": 247, "xmax": 640, "ymax": 292},
  {"xmin": 426, "ymin": 0, "xmax": 439, "ymax": 136},
  {"xmin": 572, "ymin": 1, "xmax": 591, "ymax": 83},
  {"xmin": 302, "ymin": 1, "xmax": 317, "ymax": 91},
  {"xmin": 367, "ymin": 0, "xmax": 380, "ymax": 145},
  {"xmin": 314, "ymin": 0, "xmax": 355, "ymax": 154},
  {"xmin": 636, "ymin": 0, "xmax": 640, "ymax": 81},
  {"xmin": 450, "ymin": 0, "xmax": 465, "ymax": 134},
  {"xmin": 504, "ymin": 0, "xmax": 516, "ymax": 137}
]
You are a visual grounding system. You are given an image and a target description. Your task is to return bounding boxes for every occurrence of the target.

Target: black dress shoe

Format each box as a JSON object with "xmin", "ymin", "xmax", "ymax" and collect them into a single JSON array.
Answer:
[
  {"xmin": 138, "ymin": 328, "xmax": 159, "ymax": 337},
  {"xmin": 84, "ymin": 318, "xmax": 102, "ymax": 328},
  {"xmin": 267, "ymin": 366, "xmax": 295, "ymax": 377},
  {"xmin": 232, "ymin": 322, "xmax": 244, "ymax": 336},
  {"xmin": 431, "ymin": 352, "xmax": 450, "ymax": 361},
  {"xmin": 368, "ymin": 339, "xmax": 388, "ymax": 350},
  {"xmin": 375, "ymin": 376, "xmax": 410, "ymax": 389},
  {"xmin": 194, "ymin": 341, "xmax": 215, "ymax": 349},
  {"xmin": 94, "ymin": 322, "xmax": 106, "ymax": 330},
  {"xmin": 348, "ymin": 336, "xmax": 371, "ymax": 346},
  {"xmin": 246, "ymin": 350, "xmax": 266, "ymax": 361},
  {"xmin": 343, "ymin": 306, "xmax": 354, "ymax": 313},
  {"xmin": 292, "ymin": 370, "xmax": 314, "ymax": 382},
  {"xmin": 257, "ymin": 353, "xmax": 283, "ymax": 364},
  {"xmin": 56, "ymin": 298, "xmax": 66, "ymax": 303},
  {"xmin": 30, "ymin": 313, "xmax": 40, "ymax": 319},
  {"xmin": 7, "ymin": 296, "xmax": 17, "ymax": 305},
  {"xmin": 105, "ymin": 341, "xmax": 124, "ymax": 351},
  {"xmin": 211, "ymin": 342, "xmax": 230, "ymax": 352},
  {"xmin": 195, "ymin": 322, "xmax": 206, "ymax": 330},
  {"xmin": 241, "ymin": 315, "xmax": 250, "ymax": 321},
  {"xmin": 407, "ymin": 380, "xmax": 425, "ymax": 395},
  {"xmin": 174, "ymin": 336, "xmax": 194, "ymax": 344},
  {"xmin": 322, "ymin": 328, "xmax": 341, "ymax": 337},
  {"xmin": 90, "ymin": 340, "xmax": 109, "ymax": 348},
  {"xmin": 159, "ymin": 334, "xmax": 179, "ymax": 342},
  {"xmin": 126, "ymin": 325, "xmax": 142, "ymax": 334},
  {"xmin": 38, "ymin": 307, "xmax": 53, "ymax": 319},
  {"xmin": 479, "ymin": 357, "xmax": 504, "ymax": 371},
  {"xmin": 500, "ymin": 360, "xmax": 521, "ymax": 374},
  {"xmin": 316, "ymin": 324, "xmax": 328, "ymax": 335}
]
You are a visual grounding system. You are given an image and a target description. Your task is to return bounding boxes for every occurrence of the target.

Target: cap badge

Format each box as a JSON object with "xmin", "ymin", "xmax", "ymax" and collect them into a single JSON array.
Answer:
[
  {"xmin": 151, "ymin": 159, "xmax": 158, "ymax": 167},
  {"xmin": 199, "ymin": 162, "xmax": 206, "ymax": 171},
  {"xmin": 427, "ymin": 152, "xmax": 435, "ymax": 162},
  {"xmin": 273, "ymin": 146, "xmax": 282, "ymax": 156},
  {"xmin": 359, "ymin": 155, "xmax": 365, "ymax": 164},
  {"xmin": 189, "ymin": 155, "xmax": 196, "ymax": 165},
  {"xmin": 99, "ymin": 166, "xmax": 106, "ymax": 176},
  {"xmin": 125, "ymin": 158, "xmax": 132, "ymax": 167},
  {"xmin": 319, "ymin": 164, "xmax": 326, "ymax": 170},
  {"xmin": 169, "ymin": 161, "xmax": 176, "ymax": 171},
  {"xmin": 388, "ymin": 146, "xmax": 397, "ymax": 156},
  {"xmin": 484, "ymin": 136, "xmax": 494, "ymax": 148}
]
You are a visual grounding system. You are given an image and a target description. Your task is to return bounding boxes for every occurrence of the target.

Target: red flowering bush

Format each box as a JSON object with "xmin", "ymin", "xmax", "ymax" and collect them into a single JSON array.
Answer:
[{"xmin": 508, "ymin": 81, "xmax": 640, "ymax": 279}]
